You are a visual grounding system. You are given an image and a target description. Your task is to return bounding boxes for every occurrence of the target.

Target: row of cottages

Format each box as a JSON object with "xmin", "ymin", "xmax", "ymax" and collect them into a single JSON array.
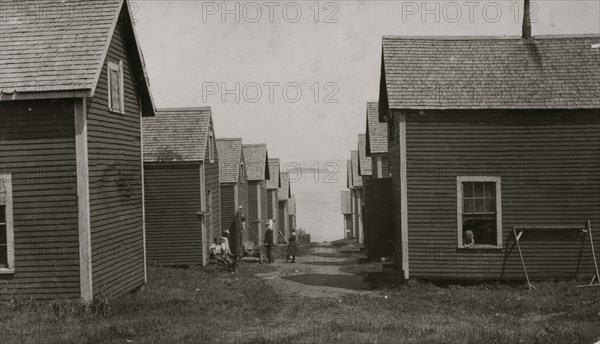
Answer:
[
  {"xmin": 216, "ymin": 138, "xmax": 249, "ymax": 256},
  {"xmin": 363, "ymin": 102, "xmax": 394, "ymax": 260},
  {"xmin": 142, "ymin": 108, "xmax": 220, "ymax": 267},
  {"xmin": 242, "ymin": 144, "xmax": 270, "ymax": 245},
  {"xmin": 0, "ymin": 0, "xmax": 154, "ymax": 300},
  {"xmin": 377, "ymin": 30, "xmax": 600, "ymax": 280}
]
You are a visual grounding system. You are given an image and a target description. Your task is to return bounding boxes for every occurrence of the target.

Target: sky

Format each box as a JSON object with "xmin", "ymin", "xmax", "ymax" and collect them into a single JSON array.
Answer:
[{"xmin": 132, "ymin": 0, "xmax": 600, "ymax": 241}]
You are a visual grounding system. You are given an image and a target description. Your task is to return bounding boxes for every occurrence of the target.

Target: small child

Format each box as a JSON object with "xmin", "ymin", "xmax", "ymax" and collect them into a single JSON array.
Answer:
[{"xmin": 464, "ymin": 230, "xmax": 475, "ymax": 247}]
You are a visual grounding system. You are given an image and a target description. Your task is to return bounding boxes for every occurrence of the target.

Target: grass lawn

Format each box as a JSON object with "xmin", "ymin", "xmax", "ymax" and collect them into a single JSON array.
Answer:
[{"xmin": 0, "ymin": 260, "xmax": 599, "ymax": 344}]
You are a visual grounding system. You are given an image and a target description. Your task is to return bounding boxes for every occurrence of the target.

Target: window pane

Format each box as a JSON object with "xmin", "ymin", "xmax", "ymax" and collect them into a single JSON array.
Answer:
[
  {"xmin": 485, "ymin": 199, "xmax": 496, "ymax": 213},
  {"xmin": 484, "ymin": 183, "xmax": 495, "ymax": 198},
  {"xmin": 111, "ymin": 69, "xmax": 121, "ymax": 111},
  {"xmin": 463, "ymin": 199, "xmax": 474, "ymax": 213},
  {"xmin": 474, "ymin": 199, "xmax": 485, "ymax": 213},
  {"xmin": 474, "ymin": 183, "xmax": 484, "ymax": 197},
  {"xmin": 463, "ymin": 183, "xmax": 473, "ymax": 197},
  {"xmin": 463, "ymin": 215, "xmax": 497, "ymax": 246},
  {"xmin": 0, "ymin": 205, "xmax": 6, "ymax": 267}
]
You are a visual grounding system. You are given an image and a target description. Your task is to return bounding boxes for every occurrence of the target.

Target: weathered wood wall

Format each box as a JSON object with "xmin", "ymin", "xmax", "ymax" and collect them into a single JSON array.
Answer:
[
  {"xmin": 0, "ymin": 99, "xmax": 80, "ymax": 299},
  {"xmin": 403, "ymin": 109, "xmax": 600, "ymax": 280}
]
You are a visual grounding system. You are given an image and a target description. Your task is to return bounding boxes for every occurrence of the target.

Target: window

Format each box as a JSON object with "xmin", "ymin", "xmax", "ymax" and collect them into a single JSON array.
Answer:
[
  {"xmin": 208, "ymin": 131, "xmax": 215, "ymax": 163},
  {"xmin": 108, "ymin": 60, "xmax": 124, "ymax": 114},
  {"xmin": 0, "ymin": 174, "xmax": 15, "ymax": 273},
  {"xmin": 457, "ymin": 176, "xmax": 502, "ymax": 248}
]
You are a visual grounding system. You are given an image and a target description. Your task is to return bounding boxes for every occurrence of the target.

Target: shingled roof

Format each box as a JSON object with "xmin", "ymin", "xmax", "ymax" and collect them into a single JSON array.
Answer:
[
  {"xmin": 143, "ymin": 108, "xmax": 212, "ymax": 162},
  {"xmin": 380, "ymin": 35, "xmax": 600, "ymax": 118},
  {"xmin": 350, "ymin": 150, "xmax": 362, "ymax": 188},
  {"xmin": 357, "ymin": 134, "xmax": 372, "ymax": 177},
  {"xmin": 0, "ymin": 0, "xmax": 155, "ymax": 114},
  {"xmin": 266, "ymin": 159, "xmax": 281, "ymax": 190},
  {"xmin": 365, "ymin": 102, "xmax": 388, "ymax": 155},
  {"xmin": 216, "ymin": 138, "xmax": 244, "ymax": 184},
  {"xmin": 278, "ymin": 172, "xmax": 291, "ymax": 200},
  {"xmin": 340, "ymin": 191, "xmax": 352, "ymax": 215},
  {"xmin": 242, "ymin": 144, "xmax": 270, "ymax": 181}
]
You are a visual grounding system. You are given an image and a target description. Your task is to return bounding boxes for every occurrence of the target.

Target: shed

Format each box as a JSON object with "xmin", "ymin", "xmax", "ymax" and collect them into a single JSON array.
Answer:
[
  {"xmin": 216, "ymin": 138, "xmax": 249, "ymax": 256},
  {"xmin": 379, "ymin": 34, "xmax": 600, "ymax": 281},
  {"xmin": 143, "ymin": 108, "xmax": 220, "ymax": 267},
  {"xmin": 242, "ymin": 144, "xmax": 270, "ymax": 244},
  {"xmin": 340, "ymin": 191, "xmax": 353, "ymax": 239},
  {"xmin": 278, "ymin": 172, "xmax": 292, "ymax": 239},
  {"xmin": 267, "ymin": 159, "xmax": 281, "ymax": 241},
  {"xmin": 365, "ymin": 102, "xmax": 390, "ymax": 178},
  {"xmin": 0, "ymin": 0, "xmax": 154, "ymax": 301}
]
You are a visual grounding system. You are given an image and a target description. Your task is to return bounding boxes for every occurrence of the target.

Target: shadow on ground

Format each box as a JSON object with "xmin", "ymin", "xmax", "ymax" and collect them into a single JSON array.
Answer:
[
  {"xmin": 301, "ymin": 261, "xmax": 352, "ymax": 267},
  {"xmin": 282, "ymin": 274, "xmax": 377, "ymax": 291}
]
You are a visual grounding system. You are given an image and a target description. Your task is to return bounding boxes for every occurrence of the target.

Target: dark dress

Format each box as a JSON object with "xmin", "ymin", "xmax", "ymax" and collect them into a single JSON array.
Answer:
[{"xmin": 287, "ymin": 233, "xmax": 297, "ymax": 257}]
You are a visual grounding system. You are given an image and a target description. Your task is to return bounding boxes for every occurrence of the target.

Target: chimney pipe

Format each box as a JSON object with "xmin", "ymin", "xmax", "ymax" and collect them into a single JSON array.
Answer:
[{"xmin": 522, "ymin": 0, "xmax": 532, "ymax": 39}]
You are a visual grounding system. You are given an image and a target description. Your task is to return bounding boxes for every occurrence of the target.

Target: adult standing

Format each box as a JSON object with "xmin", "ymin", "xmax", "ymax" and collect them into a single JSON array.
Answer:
[
  {"xmin": 287, "ymin": 228, "xmax": 297, "ymax": 263},
  {"xmin": 264, "ymin": 222, "xmax": 274, "ymax": 263}
]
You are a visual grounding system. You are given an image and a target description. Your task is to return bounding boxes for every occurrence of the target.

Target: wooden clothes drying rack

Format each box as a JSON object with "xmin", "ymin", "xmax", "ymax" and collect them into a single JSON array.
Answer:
[{"xmin": 513, "ymin": 220, "xmax": 600, "ymax": 290}]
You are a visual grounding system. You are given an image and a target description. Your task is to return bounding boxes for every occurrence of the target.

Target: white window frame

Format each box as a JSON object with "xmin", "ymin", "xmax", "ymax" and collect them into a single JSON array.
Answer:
[
  {"xmin": 456, "ymin": 176, "xmax": 502, "ymax": 249},
  {"xmin": 0, "ymin": 174, "xmax": 15, "ymax": 274},
  {"xmin": 107, "ymin": 60, "xmax": 125, "ymax": 114}
]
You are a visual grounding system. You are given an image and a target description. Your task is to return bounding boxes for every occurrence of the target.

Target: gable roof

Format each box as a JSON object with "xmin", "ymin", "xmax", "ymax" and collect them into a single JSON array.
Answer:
[
  {"xmin": 278, "ymin": 172, "xmax": 291, "ymax": 200},
  {"xmin": 341, "ymin": 191, "xmax": 352, "ymax": 215},
  {"xmin": 287, "ymin": 195, "xmax": 296, "ymax": 215},
  {"xmin": 358, "ymin": 134, "xmax": 372, "ymax": 177},
  {"xmin": 365, "ymin": 102, "xmax": 388, "ymax": 155},
  {"xmin": 242, "ymin": 144, "xmax": 270, "ymax": 181},
  {"xmin": 216, "ymin": 138, "xmax": 244, "ymax": 184},
  {"xmin": 350, "ymin": 150, "xmax": 362, "ymax": 188},
  {"xmin": 0, "ymin": 0, "xmax": 155, "ymax": 115},
  {"xmin": 266, "ymin": 159, "xmax": 281, "ymax": 190},
  {"xmin": 143, "ymin": 107, "xmax": 212, "ymax": 162},
  {"xmin": 380, "ymin": 35, "xmax": 600, "ymax": 118}
]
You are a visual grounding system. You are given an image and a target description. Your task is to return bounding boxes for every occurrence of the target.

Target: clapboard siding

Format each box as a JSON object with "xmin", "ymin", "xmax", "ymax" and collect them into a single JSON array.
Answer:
[
  {"xmin": 144, "ymin": 163, "xmax": 202, "ymax": 265},
  {"xmin": 86, "ymin": 15, "xmax": 145, "ymax": 297},
  {"xmin": 278, "ymin": 201, "xmax": 289, "ymax": 239},
  {"xmin": 220, "ymin": 184, "xmax": 236, "ymax": 239},
  {"xmin": 205, "ymin": 133, "xmax": 221, "ymax": 244},
  {"xmin": 238, "ymin": 166, "xmax": 249, "ymax": 243},
  {"xmin": 388, "ymin": 112, "xmax": 403, "ymax": 274},
  {"xmin": 404, "ymin": 110, "xmax": 600, "ymax": 280},
  {"xmin": 0, "ymin": 99, "xmax": 80, "ymax": 299}
]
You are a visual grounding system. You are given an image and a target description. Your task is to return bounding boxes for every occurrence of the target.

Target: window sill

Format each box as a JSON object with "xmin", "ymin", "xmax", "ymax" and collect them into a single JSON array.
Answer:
[
  {"xmin": 0, "ymin": 268, "xmax": 15, "ymax": 274},
  {"xmin": 108, "ymin": 108, "xmax": 125, "ymax": 115},
  {"xmin": 458, "ymin": 245, "xmax": 502, "ymax": 251}
]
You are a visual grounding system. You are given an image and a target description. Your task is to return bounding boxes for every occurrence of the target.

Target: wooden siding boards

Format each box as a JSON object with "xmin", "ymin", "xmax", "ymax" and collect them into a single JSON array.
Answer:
[
  {"xmin": 242, "ymin": 144, "xmax": 269, "ymax": 243},
  {"xmin": 0, "ymin": 0, "xmax": 153, "ymax": 300},
  {"xmin": 404, "ymin": 110, "xmax": 600, "ymax": 280},
  {"xmin": 144, "ymin": 164, "xmax": 202, "ymax": 265},
  {"xmin": 0, "ymin": 99, "xmax": 81, "ymax": 299},
  {"xmin": 86, "ymin": 9, "xmax": 145, "ymax": 299}
]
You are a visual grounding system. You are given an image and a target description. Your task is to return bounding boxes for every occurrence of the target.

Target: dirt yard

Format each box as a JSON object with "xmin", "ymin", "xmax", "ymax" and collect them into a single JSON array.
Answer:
[{"xmin": 0, "ymin": 242, "xmax": 599, "ymax": 344}]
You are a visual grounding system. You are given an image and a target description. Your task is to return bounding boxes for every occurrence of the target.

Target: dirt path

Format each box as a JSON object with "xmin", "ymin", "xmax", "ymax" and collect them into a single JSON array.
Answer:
[{"xmin": 254, "ymin": 243, "xmax": 378, "ymax": 298}]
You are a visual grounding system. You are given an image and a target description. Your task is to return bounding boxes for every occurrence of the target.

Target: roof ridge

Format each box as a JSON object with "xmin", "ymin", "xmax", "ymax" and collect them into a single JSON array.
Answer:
[
  {"xmin": 157, "ymin": 106, "xmax": 212, "ymax": 112},
  {"xmin": 383, "ymin": 33, "xmax": 600, "ymax": 41},
  {"xmin": 243, "ymin": 143, "xmax": 267, "ymax": 147},
  {"xmin": 217, "ymin": 137, "xmax": 243, "ymax": 141}
]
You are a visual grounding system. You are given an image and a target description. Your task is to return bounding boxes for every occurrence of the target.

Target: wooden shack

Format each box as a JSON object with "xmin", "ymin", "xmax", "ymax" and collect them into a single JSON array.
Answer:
[
  {"xmin": 278, "ymin": 172, "xmax": 292, "ymax": 239},
  {"xmin": 242, "ymin": 144, "xmax": 270, "ymax": 244},
  {"xmin": 363, "ymin": 103, "xmax": 394, "ymax": 259},
  {"xmin": 143, "ymin": 108, "xmax": 220, "ymax": 267},
  {"xmin": 216, "ymin": 138, "xmax": 249, "ymax": 256},
  {"xmin": 288, "ymin": 195, "xmax": 297, "ymax": 231},
  {"xmin": 0, "ymin": 0, "xmax": 154, "ymax": 301},
  {"xmin": 267, "ymin": 159, "xmax": 281, "ymax": 241},
  {"xmin": 340, "ymin": 191, "xmax": 353, "ymax": 239},
  {"xmin": 349, "ymin": 151, "xmax": 364, "ymax": 243},
  {"xmin": 379, "ymin": 34, "xmax": 600, "ymax": 281}
]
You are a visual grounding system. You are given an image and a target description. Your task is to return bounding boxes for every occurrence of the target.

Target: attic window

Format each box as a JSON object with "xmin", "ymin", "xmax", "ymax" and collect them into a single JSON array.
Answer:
[{"xmin": 108, "ymin": 60, "xmax": 125, "ymax": 114}]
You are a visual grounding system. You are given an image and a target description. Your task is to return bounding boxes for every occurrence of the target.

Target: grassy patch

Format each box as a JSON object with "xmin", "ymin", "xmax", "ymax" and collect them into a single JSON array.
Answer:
[{"xmin": 0, "ymin": 261, "xmax": 598, "ymax": 344}]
